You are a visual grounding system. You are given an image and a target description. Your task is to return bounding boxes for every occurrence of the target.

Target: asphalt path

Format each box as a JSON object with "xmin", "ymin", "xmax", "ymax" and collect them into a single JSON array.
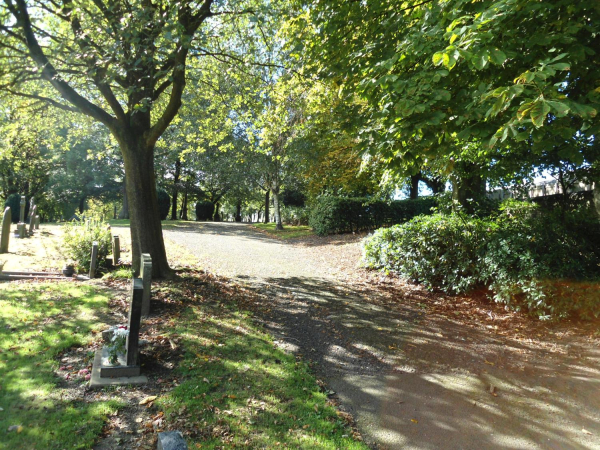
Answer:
[{"xmin": 164, "ymin": 222, "xmax": 600, "ymax": 450}]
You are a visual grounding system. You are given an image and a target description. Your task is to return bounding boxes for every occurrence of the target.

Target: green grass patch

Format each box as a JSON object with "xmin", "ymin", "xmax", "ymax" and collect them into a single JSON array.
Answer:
[
  {"xmin": 157, "ymin": 281, "xmax": 366, "ymax": 449},
  {"xmin": 103, "ymin": 266, "xmax": 134, "ymax": 280},
  {"xmin": 252, "ymin": 223, "xmax": 314, "ymax": 240},
  {"xmin": 0, "ymin": 283, "xmax": 123, "ymax": 449}
]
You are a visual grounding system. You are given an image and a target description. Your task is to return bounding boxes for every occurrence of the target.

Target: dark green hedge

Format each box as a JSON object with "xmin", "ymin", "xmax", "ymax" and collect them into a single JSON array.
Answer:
[
  {"xmin": 309, "ymin": 196, "xmax": 436, "ymax": 236},
  {"xmin": 195, "ymin": 201, "xmax": 214, "ymax": 221},
  {"xmin": 157, "ymin": 188, "xmax": 171, "ymax": 220}
]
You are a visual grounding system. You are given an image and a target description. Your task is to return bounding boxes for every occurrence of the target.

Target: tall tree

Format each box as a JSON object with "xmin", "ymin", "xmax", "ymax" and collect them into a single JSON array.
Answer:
[{"xmin": 0, "ymin": 0, "xmax": 272, "ymax": 276}]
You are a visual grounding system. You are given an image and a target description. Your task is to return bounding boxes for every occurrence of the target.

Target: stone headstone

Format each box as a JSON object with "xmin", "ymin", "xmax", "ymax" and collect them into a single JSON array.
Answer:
[
  {"xmin": 92, "ymin": 278, "xmax": 147, "ymax": 384},
  {"xmin": 19, "ymin": 196, "xmax": 26, "ymax": 223},
  {"xmin": 28, "ymin": 205, "xmax": 37, "ymax": 236},
  {"xmin": 126, "ymin": 278, "xmax": 143, "ymax": 367},
  {"xmin": 112, "ymin": 235, "xmax": 120, "ymax": 265},
  {"xmin": 89, "ymin": 241, "xmax": 98, "ymax": 278},
  {"xmin": 34, "ymin": 215, "xmax": 40, "ymax": 230},
  {"xmin": 157, "ymin": 431, "xmax": 187, "ymax": 450},
  {"xmin": 1, "ymin": 207, "xmax": 11, "ymax": 253},
  {"xmin": 141, "ymin": 253, "xmax": 152, "ymax": 317},
  {"xmin": 86, "ymin": 219, "xmax": 91, "ymax": 230},
  {"xmin": 17, "ymin": 223, "xmax": 26, "ymax": 239}
]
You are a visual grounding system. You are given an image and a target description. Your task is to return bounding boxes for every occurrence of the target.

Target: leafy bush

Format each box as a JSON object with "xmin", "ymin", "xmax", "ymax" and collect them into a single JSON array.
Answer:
[
  {"xmin": 4, "ymin": 193, "xmax": 29, "ymax": 224},
  {"xmin": 363, "ymin": 201, "xmax": 600, "ymax": 319},
  {"xmin": 157, "ymin": 188, "xmax": 171, "ymax": 220},
  {"xmin": 195, "ymin": 201, "xmax": 214, "ymax": 221},
  {"xmin": 363, "ymin": 214, "xmax": 487, "ymax": 293},
  {"xmin": 62, "ymin": 217, "xmax": 111, "ymax": 273},
  {"xmin": 309, "ymin": 196, "xmax": 436, "ymax": 236}
]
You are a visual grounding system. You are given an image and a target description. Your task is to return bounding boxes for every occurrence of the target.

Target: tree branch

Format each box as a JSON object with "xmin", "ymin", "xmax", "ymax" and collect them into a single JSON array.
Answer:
[{"xmin": 3, "ymin": 88, "xmax": 79, "ymax": 113}]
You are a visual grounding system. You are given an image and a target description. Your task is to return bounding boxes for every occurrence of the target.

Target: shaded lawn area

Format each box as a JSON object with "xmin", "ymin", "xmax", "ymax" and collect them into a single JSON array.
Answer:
[
  {"xmin": 0, "ymin": 282, "xmax": 122, "ymax": 449},
  {"xmin": 155, "ymin": 271, "xmax": 366, "ymax": 449},
  {"xmin": 252, "ymin": 223, "xmax": 314, "ymax": 240}
]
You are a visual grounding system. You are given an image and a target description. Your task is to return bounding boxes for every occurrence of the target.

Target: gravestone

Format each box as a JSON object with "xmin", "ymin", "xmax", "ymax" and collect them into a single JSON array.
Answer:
[
  {"xmin": 141, "ymin": 253, "xmax": 152, "ymax": 317},
  {"xmin": 90, "ymin": 278, "xmax": 147, "ymax": 387},
  {"xmin": 112, "ymin": 235, "xmax": 120, "ymax": 265},
  {"xmin": 34, "ymin": 215, "xmax": 40, "ymax": 230},
  {"xmin": 28, "ymin": 205, "xmax": 37, "ymax": 236},
  {"xmin": 1, "ymin": 207, "xmax": 11, "ymax": 253},
  {"xmin": 17, "ymin": 223, "xmax": 26, "ymax": 239},
  {"xmin": 89, "ymin": 241, "xmax": 98, "ymax": 279},
  {"xmin": 19, "ymin": 196, "xmax": 25, "ymax": 223}
]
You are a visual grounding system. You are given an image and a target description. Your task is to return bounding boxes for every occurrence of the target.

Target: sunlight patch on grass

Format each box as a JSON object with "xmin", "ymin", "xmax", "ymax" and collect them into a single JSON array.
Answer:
[
  {"xmin": 0, "ymin": 282, "xmax": 124, "ymax": 449},
  {"xmin": 156, "ymin": 285, "xmax": 367, "ymax": 449},
  {"xmin": 252, "ymin": 223, "xmax": 314, "ymax": 240}
]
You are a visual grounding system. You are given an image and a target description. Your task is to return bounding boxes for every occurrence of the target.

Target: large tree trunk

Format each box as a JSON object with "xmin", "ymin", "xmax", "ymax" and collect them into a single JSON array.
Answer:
[
  {"xmin": 235, "ymin": 200, "xmax": 242, "ymax": 222},
  {"xmin": 593, "ymin": 182, "xmax": 600, "ymax": 221},
  {"xmin": 213, "ymin": 202, "xmax": 221, "ymax": 222},
  {"xmin": 452, "ymin": 163, "xmax": 485, "ymax": 214},
  {"xmin": 264, "ymin": 189, "xmax": 270, "ymax": 224},
  {"xmin": 78, "ymin": 196, "xmax": 86, "ymax": 214},
  {"xmin": 181, "ymin": 187, "xmax": 189, "ymax": 220},
  {"xmin": 272, "ymin": 188, "xmax": 283, "ymax": 230},
  {"xmin": 120, "ymin": 138, "xmax": 170, "ymax": 278},
  {"xmin": 170, "ymin": 158, "xmax": 181, "ymax": 220},
  {"xmin": 409, "ymin": 174, "xmax": 420, "ymax": 199},
  {"xmin": 118, "ymin": 178, "xmax": 129, "ymax": 219}
]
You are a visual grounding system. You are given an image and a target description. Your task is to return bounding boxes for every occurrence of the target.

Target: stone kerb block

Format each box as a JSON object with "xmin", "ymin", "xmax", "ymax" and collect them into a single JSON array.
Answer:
[
  {"xmin": 1, "ymin": 207, "xmax": 11, "ymax": 254},
  {"xmin": 141, "ymin": 253, "xmax": 152, "ymax": 317},
  {"xmin": 157, "ymin": 431, "xmax": 187, "ymax": 450},
  {"xmin": 17, "ymin": 223, "xmax": 26, "ymax": 239}
]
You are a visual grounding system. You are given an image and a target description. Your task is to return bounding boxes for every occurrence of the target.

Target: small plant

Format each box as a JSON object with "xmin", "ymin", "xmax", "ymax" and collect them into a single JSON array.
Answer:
[
  {"xmin": 107, "ymin": 326, "xmax": 129, "ymax": 365},
  {"xmin": 62, "ymin": 215, "xmax": 111, "ymax": 272},
  {"xmin": 0, "ymin": 259, "xmax": 5, "ymax": 272}
]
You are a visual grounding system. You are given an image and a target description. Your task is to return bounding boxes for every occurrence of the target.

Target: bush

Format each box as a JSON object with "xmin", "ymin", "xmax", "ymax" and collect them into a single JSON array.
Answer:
[
  {"xmin": 4, "ymin": 194, "xmax": 29, "ymax": 224},
  {"xmin": 309, "ymin": 196, "xmax": 436, "ymax": 236},
  {"xmin": 62, "ymin": 216, "xmax": 112, "ymax": 273},
  {"xmin": 363, "ymin": 201, "xmax": 600, "ymax": 319},
  {"xmin": 157, "ymin": 188, "xmax": 171, "ymax": 220},
  {"xmin": 195, "ymin": 201, "xmax": 214, "ymax": 221}
]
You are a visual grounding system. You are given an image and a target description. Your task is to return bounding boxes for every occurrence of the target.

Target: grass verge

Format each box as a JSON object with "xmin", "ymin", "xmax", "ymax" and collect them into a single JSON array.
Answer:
[
  {"xmin": 252, "ymin": 223, "xmax": 314, "ymax": 240},
  {"xmin": 0, "ymin": 282, "xmax": 123, "ymax": 449},
  {"xmin": 155, "ymin": 272, "xmax": 367, "ymax": 449}
]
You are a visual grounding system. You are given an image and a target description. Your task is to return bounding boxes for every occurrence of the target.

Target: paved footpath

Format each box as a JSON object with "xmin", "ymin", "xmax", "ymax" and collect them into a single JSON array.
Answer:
[{"xmin": 164, "ymin": 222, "xmax": 600, "ymax": 450}]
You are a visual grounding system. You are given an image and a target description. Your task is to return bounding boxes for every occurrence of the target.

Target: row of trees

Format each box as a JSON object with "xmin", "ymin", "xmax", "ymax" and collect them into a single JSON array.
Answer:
[{"xmin": 1, "ymin": 0, "xmax": 598, "ymax": 277}]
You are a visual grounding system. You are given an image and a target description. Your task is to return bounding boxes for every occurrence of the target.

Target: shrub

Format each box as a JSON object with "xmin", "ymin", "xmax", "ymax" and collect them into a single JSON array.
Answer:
[
  {"xmin": 4, "ymin": 194, "xmax": 29, "ymax": 224},
  {"xmin": 363, "ymin": 201, "xmax": 600, "ymax": 319},
  {"xmin": 309, "ymin": 196, "xmax": 436, "ymax": 236},
  {"xmin": 62, "ymin": 216, "xmax": 111, "ymax": 273},
  {"xmin": 195, "ymin": 201, "xmax": 214, "ymax": 221},
  {"xmin": 157, "ymin": 188, "xmax": 171, "ymax": 220},
  {"xmin": 282, "ymin": 189, "xmax": 306, "ymax": 208},
  {"xmin": 363, "ymin": 214, "xmax": 487, "ymax": 293}
]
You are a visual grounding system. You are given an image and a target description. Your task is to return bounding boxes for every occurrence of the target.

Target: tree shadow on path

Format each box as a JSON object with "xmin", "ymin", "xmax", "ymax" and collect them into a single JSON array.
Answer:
[{"xmin": 240, "ymin": 275, "xmax": 600, "ymax": 450}]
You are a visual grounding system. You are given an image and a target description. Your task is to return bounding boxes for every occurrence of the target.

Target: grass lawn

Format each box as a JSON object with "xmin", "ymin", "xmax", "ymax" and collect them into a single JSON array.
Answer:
[
  {"xmin": 252, "ymin": 223, "xmax": 314, "ymax": 240},
  {"xmin": 0, "ymin": 282, "xmax": 122, "ymax": 449},
  {"xmin": 155, "ymin": 272, "xmax": 367, "ymax": 449}
]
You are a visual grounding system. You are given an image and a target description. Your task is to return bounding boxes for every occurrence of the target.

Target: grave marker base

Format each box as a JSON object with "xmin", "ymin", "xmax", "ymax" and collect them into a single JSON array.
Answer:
[{"xmin": 89, "ymin": 350, "xmax": 147, "ymax": 389}]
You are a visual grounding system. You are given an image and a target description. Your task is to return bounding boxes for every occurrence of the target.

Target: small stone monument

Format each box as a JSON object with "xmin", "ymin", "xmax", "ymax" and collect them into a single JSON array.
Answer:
[
  {"xmin": 1, "ymin": 207, "xmax": 11, "ymax": 253},
  {"xmin": 141, "ymin": 253, "xmax": 152, "ymax": 317},
  {"xmin": 28, "ymin": 205, "xmax": 37, "ymax": 236},
  {"xmin": 112, "ymin": 235, "xmax": 120, "ymax": 265},
  {"xmin": 89, "ymin": 241, "xmax": 98, "ymax": 279},
  {"xmin": 34, "ymin": 215, "xmax": 40, "ymax": 230},
  {"xmin": 19, "ymin": 196, "xmax": 26, "ymax": 223},
  {"xmin": 16, "ymin": 196, "xmax": 26, "ymax": 239},
  {"xmin": 90, "ymin": 278, "xmax": 148, "ymax": 388}
]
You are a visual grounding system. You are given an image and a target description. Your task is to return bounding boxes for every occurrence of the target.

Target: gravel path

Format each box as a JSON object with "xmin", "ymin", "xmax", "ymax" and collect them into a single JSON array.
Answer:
[{"xmin": 164, "ymin": 222, "xmax": 600, "ymax": 450}]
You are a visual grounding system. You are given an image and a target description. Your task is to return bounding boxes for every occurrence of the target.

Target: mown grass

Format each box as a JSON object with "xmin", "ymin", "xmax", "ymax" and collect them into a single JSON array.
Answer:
[
  {"xmin": 0, "ymin": 283, "xmax": 123, "ymax": 449},
  {"xmin": 156, "ymin": 274, "xmax": 367, "ymax": 449},
  {"xmin": 252, "ymin": 223, "xmax": 314, "ymax": 240}
]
